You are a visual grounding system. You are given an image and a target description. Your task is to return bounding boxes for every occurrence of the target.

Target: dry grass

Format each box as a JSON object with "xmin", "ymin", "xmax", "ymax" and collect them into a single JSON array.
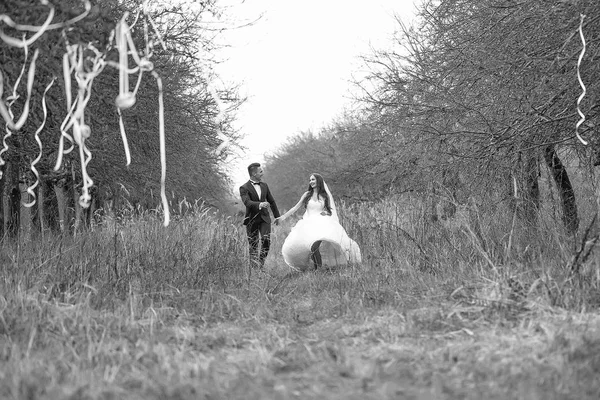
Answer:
[{"xmin": 1, "ymin": 198, "xmax": 600, "ymax": 399}]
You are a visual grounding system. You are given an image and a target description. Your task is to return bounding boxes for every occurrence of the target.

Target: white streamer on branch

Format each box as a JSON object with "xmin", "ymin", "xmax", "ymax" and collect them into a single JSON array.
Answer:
[
  {"xmin": 153, "ymin": 71, "xmax": 169, "ymax": 227},
  {"xmin": 109, "ymin": 8, "xmax": 170, "ymax": 226},
  {"xmin": 575, "ymin": 13, "xmax": 588, "ymax": 146},
  {"xmin": 0, "ymin": 44, "xmax": 39, "ymax": 177},
  {"xmin": 0, "ymin": 1, "xmax": 55, "ymax": 48},
  {"xmin": 0, "ymin": 0, "xmax": 90, "ymax": 32},
  {"xmin": 0, "ymin": 44, "xmax": 38, "ymax": 134},
  {"xmin": 24, "ymin": 77, "xmax": 55, "ymax": 207}
]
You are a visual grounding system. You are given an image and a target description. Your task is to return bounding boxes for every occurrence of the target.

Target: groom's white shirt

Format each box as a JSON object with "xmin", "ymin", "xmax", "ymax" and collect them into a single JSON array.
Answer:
[{"xmin": 250, "ymin": 180, "xmax": 262, "ymax": 199}]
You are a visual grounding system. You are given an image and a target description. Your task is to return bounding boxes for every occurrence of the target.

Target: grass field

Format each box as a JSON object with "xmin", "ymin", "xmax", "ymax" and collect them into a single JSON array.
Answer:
[{"xmin": 1, "ymin": 198, "xmax": 599, "ymax": 399}]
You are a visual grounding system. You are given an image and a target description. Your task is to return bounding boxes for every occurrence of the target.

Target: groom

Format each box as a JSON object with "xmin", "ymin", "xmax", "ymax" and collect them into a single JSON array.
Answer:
[{"xmin": 239, "ymin": 162, "xmax": 280, "ymax": 269}]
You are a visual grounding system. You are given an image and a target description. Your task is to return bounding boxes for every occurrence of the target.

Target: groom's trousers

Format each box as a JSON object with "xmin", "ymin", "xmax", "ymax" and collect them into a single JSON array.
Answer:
[{"xmin": 246, "ymin": 220, "xmax": 271, "ymax": 268}]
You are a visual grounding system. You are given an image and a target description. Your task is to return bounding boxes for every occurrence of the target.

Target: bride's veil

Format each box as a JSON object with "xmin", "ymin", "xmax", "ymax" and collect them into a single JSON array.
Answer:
[{"xmin": 323, "ymin": 181, "xmax": 339, "ymax": 223}]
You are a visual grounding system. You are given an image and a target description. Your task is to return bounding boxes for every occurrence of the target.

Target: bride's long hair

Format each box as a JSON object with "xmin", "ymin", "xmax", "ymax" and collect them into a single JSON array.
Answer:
[{"xmin": 303, "ymin": 173, "xmax": 332, "ymax": 214}]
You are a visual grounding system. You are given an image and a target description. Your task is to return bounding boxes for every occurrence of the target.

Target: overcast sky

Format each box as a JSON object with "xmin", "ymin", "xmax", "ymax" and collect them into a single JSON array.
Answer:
[{"xmin": 211, "ymin": 0, "xmax": 419, "ymax": 183}]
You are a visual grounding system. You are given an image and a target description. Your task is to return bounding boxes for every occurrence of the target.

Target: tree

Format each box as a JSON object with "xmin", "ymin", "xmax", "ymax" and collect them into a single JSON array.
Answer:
[
  {"xmin": 0, "ymin": 0, "xmax": 243, "ymax": 235},
  {"xmin": 355, "ymin": 0, "xmax": 600, "ymax": 233}
]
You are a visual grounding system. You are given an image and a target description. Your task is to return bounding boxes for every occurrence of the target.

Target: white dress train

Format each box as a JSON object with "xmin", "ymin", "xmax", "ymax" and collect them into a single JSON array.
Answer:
[{"xmin": 281, "ymin": 196, "xmax": 361, "ymax": 271}]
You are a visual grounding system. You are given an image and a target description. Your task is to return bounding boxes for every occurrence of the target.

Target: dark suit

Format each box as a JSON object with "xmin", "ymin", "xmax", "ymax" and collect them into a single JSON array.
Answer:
[{"xmin": 239, "ymin": 180, "xmax": 280, "ymax": 267}]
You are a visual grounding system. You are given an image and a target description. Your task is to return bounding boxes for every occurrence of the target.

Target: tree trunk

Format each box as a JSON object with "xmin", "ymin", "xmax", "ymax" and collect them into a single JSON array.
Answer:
[
  {"xmin": 37, "ymin": 177, "xmax": 46, "ymax": 238},
  {"xmin": 53, "ymin": 178, "xmax": 67, "ymax": 233},
  {"xmin": 544, "ymin": 145, "xmax": 579, "ymax": 234},
  {"xmin": 0, "ymin": 164, "xmax": 5, "ymax": 239},
  {"xmin": 20, "ymin": 181, "xmax": 31, "ymax": 241},
  {"xmin": 86, "ymin": 193, "xmax": 96, "ymax": 229},
  {"xmin": 521, "ymin": 152, "xmax": 540, "ymax": 227},
  {"xmin": 72, "ymin": 163, "xmax": 82, "ymax": 235},
  {"xmin": 5, "ymin": 161, "xmax": 20, "ymax": 237},
  {"xmin": 510, "ymin": 151, "xmax": 540, "ymax": 229}
]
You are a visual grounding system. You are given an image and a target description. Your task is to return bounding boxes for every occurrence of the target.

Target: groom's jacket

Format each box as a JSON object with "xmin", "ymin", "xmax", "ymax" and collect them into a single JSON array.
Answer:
[{"xmin": 239, "ymin": 181, "xmax": 280, "ymax": 226}]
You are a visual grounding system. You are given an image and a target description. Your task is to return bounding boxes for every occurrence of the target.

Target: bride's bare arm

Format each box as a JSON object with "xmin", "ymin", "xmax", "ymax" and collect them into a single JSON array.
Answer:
[{"xmin": 276, "ymin": 191, "xmax": 310, "ymax": 222}]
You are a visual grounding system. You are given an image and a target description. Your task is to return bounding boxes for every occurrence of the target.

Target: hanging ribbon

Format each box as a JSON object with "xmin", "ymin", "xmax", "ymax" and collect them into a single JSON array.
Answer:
[
  {"xmin": 575, "ymin": 14, "xmax": 588, "ymax": 145},
  {"xmin": 24, "ymin": 77, "xmax": 55, "ymax": 207}
]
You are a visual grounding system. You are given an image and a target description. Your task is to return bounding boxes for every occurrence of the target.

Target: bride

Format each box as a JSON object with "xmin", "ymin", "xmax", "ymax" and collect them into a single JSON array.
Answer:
[{"xmin": 275, "ymin": 173, "xmax": 361, "ymax": 271}]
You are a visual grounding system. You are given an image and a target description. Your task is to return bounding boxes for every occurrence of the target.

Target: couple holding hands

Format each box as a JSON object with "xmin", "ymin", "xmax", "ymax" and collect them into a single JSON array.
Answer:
[{"xmin": 239, "ymin": 162, "xmax": 361, "ymax": 272}]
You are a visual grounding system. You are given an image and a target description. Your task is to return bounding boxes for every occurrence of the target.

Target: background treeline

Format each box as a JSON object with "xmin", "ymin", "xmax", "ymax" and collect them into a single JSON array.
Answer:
[
  {"xmin": 266, "ymin": 0, "xmax": 600, "ymax": 238},
  {"xmin": 0, "ymin": 0, "xmax": 241, "ymax": 237}
]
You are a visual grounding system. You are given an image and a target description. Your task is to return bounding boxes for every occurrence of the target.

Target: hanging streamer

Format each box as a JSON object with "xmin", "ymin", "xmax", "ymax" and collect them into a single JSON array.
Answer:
[
  {"xmin": 109, "ymin": 7, "xmax": 170, "ymax": 225},
  {"xmin": 116, "ymin": 108, "xmax": 132, "ymax": 166},
  {"xmin": 70, "ymin": 45, "xmax": 105, "ymax": 208},
  {"xmin": 54, "ymin": 46, "xmax": 78, "ymax": 171},
  {"xmin": 0, "ymin": 45, "xmax": 38, "ymax": 132},
  {"xmin": 153, "ymin": 71, "xmax": 170, "ymax": 226},
  {"xmin": 115, "ymin": 15, "xmax": 136, "ymax": 110},
  {"xmin": 575, "ymin": 14, "xmax": 588, "ymax": 145},
  {"xmin": 0, "ymin": 2, "xmax": 55, "ymax": 48},
  {"xmin": 24, "ymin": 77, "xmax": 55, "ymax": 207},
  {"xmin": 0, "ymin": 42, "xmax": 29, "ymax": 171},
  {"xmin": 0, "ymin": 0, "xmax": 90, "ymax": 33},
  {"xmin": 0, "ymin": 44, "xmax": 39, "ymax": 179}
]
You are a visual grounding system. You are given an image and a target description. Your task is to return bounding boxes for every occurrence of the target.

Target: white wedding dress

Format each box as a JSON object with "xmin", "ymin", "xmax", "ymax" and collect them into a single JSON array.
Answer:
[{"xmin": 281, "ymin": 194, "xmax": 361, "ymax": 271}]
